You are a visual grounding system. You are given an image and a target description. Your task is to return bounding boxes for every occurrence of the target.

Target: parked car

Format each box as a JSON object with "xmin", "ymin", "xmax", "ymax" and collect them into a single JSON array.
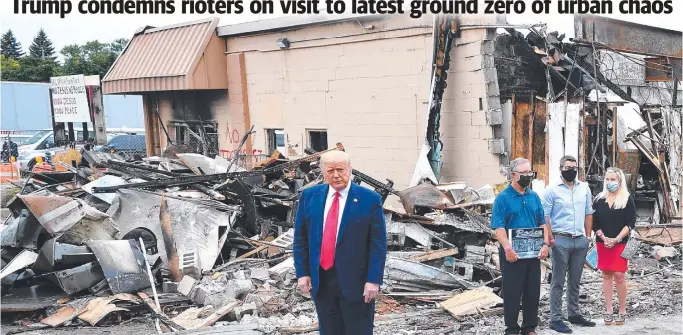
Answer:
[
  {"xmin": 17, "ymin": 130, "xmax": 145, "ymax": 172},
  {"xmin": 97, "ymin": 134, "xmax": 146, "ymax": 159}
]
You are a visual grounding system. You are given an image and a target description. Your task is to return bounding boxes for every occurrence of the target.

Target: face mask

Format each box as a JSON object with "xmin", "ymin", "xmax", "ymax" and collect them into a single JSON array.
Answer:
[
  {"xmin": 561, "ymin": 169, "xmax": 577, "ymax": 182},
  {"xmin": 606, "ymin": 182, "xmax": 619, "ymax": 192},
  {"xmin": 517, "ymin": 175, "xmax": 533, "ymax": 188}
]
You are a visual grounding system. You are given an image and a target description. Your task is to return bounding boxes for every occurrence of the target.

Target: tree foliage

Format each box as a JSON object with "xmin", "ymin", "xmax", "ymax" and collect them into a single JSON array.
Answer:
[
  {"xmin": 2, "ymin": 28, "xmax": 128, "ymax": 83},
  {"xmin": 29, "ymin": 28, "xmax": 57, "ymax": 61},
  {"xmin": 1, "ymin": 30, "xmax": 25, "ymax": 59}
]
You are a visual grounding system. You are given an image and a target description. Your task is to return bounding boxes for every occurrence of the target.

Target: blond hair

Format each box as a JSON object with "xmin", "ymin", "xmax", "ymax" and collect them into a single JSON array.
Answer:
[
  {"xmin": 320, "ymin": 150, "xmax": 350, "ymax": 169},
  {"xmin": 594, "ymin": 167, "xmax": 630, "ymax": 209}
]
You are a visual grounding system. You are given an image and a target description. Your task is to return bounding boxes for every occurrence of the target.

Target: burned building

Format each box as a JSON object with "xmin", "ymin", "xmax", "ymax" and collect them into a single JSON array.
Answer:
[{"xmin": 102, "ymin": 14, "xmax": 516, "ymax": 209}]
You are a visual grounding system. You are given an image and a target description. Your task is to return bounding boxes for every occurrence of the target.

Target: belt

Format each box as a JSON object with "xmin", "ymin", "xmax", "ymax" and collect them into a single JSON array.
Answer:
[{"xmin": 555, "ymin": 232, "xmax": 584, "ymax": 238}]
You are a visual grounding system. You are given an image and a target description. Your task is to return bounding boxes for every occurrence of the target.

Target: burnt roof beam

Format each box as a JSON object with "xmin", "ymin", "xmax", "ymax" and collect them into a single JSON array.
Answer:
[{"xmin": 574, "ymin": 14, "xmax": 682, "ymax": 59}]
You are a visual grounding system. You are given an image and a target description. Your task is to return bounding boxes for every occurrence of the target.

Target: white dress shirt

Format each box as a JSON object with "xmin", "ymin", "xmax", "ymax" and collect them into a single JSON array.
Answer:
[{"xmin": 322, "ymin": 182, "xmax": 351, "ymax": 244}]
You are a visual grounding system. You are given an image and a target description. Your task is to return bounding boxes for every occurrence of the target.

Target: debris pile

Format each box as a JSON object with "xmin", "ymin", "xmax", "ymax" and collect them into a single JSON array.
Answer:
[{"xmin": 1, "ymin": 139, "xmax": 680, "ymax": 334}]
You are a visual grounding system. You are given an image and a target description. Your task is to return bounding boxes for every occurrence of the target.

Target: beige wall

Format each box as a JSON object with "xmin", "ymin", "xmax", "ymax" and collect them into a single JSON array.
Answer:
[
  {"xmin": 226, "ymin": 16, "xmax": 433, "ymax": 199},
  {"xmin": 440, "ymin": 27, "xmax": 506, "ymax": 188},
  {"xmin": 223, "ymin": 14, "xmax": 507, "ymax": 195},
  {"xmin": 143, "ymin": 14, "xmax": 508, "ymax": 204}
]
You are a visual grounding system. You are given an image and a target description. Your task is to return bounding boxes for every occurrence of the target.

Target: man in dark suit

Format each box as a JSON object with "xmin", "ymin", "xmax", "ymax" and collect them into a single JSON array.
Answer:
[{"xmin": 293, "ymin": 150, "xmax": 387, "ymax": 335}]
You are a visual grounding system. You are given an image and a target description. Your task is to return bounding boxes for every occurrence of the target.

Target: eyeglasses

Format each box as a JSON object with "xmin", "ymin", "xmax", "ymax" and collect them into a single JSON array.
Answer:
[
  {"xmin": 514, "ymin": 171, "xmax": 537, "ymax": 178},
  {"xmin": 562, "ymin": 167, "xmax": 578, "ymax": 171}
]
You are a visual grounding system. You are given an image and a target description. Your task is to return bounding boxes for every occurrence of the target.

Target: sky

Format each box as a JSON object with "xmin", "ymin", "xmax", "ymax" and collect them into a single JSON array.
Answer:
[{"xmin": 1, "ymin": 0, "xmax": 681, "ymax": 60}]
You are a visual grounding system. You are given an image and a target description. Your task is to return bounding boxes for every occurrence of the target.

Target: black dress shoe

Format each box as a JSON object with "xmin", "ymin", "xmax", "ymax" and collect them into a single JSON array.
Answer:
[
  {"xmin": 568, "ymin": 315, "xmax": 596, "ymax": 327},
  {"xmin": 549, "ymin": 321, "xmax": 572, "ymax": 333}
]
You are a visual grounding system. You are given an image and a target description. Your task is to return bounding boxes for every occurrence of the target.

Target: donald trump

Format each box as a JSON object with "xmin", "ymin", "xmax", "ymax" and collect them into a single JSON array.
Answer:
[{"xmin": 293, "ymin": 150, "xmax": 387, "ymax": 334}]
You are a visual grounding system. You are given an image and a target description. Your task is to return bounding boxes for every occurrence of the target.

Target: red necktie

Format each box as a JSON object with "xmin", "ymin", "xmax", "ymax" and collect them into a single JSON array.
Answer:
[{"xmin": 320, "ymin": 192, "xmax": 340, "ymax": 270}]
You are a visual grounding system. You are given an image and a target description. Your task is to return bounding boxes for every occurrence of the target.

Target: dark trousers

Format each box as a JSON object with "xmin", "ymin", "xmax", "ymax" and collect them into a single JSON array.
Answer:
[
  {"xmin": 550, "ymin": 235, "xmax": 589, "ymax": 322},
  {"xmin": 314, "ymin": 266, "xmax": 375, "ymax": 335},
  {"xmin": 500, "ymin": 249, "xmax": 541, "ymax": 335}
]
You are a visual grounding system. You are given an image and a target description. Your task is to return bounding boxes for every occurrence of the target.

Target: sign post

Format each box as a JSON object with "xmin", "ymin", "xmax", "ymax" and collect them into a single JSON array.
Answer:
[
  {"xmin": 50, "ymin": 75, "xmax": 92, "ymax": 124},
  {"xmin": 49, "ymin": 74, "xmax": 107, "ymax": 146}
]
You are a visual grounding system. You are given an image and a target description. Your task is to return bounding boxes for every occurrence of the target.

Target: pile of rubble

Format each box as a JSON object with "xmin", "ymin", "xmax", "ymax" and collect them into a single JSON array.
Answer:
[{"xmin": 1, "ymin": 143, "xmax": 681, "ymax": 334}]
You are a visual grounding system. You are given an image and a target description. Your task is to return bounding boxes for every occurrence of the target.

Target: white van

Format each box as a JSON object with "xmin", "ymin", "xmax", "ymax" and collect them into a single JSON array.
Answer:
[{"xmin": 16, "ymin": 128, "xmax": 144, "ymax": 172}]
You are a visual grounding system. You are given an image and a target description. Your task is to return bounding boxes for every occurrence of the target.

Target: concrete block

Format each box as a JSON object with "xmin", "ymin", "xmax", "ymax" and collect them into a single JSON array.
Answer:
[
  {"xmin": 454, "ymin": 41, "xmax": 482, "ymax": 59},
  {"xmin": 487, "ymin": 96, "xmax": 502, "ymax": 111},
  {"xmin": 488, "ymin": 139, "xmax": 506, "ymax": 154},
  {"xmin": 486, "ymin": 81, "xmax": 500, "ymax": 97},
  {"xmin": 191, "ymin": 286, "xmax": 208, "ymax": 305},
  {"xmin": 232, "ymin": 302, "xmax": 257, "ymax": 321},
  {"xmin": 162, "ymin": 281, "xmax": 178, "ymax": 294},
  {"xmin": 180, "ymin": 251, "xmax": 201, "ymax": 280},
  {"xmin": 250, "ymin": 268, "xmax": 270, "ymax": 281},
  {"xmin": 451, "ymin": 261, "xmax": 474, "ymax": 280},
  {"xmin": 178, "ymin": 276, "xmax": 197, "ymax": 296},
  {"xmin": 481, "ymin": 40, "xmax": 495, "ymax": 55},
  {"xmin": 486, "ymin": 109, "xmax": 504, "ymax": 126}
]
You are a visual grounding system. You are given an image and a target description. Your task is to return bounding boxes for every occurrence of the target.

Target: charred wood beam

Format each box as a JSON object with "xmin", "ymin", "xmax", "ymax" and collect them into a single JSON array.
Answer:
[
  {"xmin": 570, "ymin": 48, "xmax": 638, "ymax": 105},
  {"xmin": 574, "ymin": 14, "xmax": 682, "ymax": 59}
]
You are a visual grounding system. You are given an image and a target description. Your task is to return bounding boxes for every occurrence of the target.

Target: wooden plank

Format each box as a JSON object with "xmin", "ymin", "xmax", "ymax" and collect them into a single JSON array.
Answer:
[
  {"xmin": 533, "ymin": 100, "xmax": 549, "ymax": 183},
  {"xmin": 548, "ymin": 102, "xmax": 566, "ymax": 185},
  {"xmin": 564, "ymin": 103, "xmax": 581, "ymax": 160},
  {"xmin": 512, "ymin": 100, "xmax": 532, "ymax": 159},
  {"xmin": 511, "ymin": 94, "xmax": 517, "ymax": 159},
  {"xmin": 409, "ymin": 249, "xmax": 458, "ymax": 263},
  {"xmin": 644, "ymin": 110, "xmax": 660, "ymax": 154},
  {"xmin": 528, "ymin": 94, "xmax": 535, "ymax": 170},
  {"xmin": 439, "ymin": 288, "xmax": 503, "ymax": 318},
  {"xmin": 617, "ymin": 149, "xmax": 641, "ymax": 194},
  {"xmin": 237, "ymin": 245, "xmax": 267, "ymax": 259}
]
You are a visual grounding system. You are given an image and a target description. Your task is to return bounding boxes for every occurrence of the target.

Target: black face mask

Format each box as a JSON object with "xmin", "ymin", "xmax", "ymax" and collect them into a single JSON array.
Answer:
[
  {"xmin": 561, "ymin": 169, "xmax": 578, "ymax": 182},
  {"xmin": 517, "ymin": 175, "xmax": 533, "ymax": 188}
]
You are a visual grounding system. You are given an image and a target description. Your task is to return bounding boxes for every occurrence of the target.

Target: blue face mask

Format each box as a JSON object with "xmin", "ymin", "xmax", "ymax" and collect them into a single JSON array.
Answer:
[{"xmin": 606, "ymin": 182, "xmax": 619, "ymax": 192}]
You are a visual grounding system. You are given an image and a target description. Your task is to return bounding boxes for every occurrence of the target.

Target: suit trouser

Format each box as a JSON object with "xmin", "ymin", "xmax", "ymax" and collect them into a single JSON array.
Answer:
[
  {"xmin": 314, "ymin": 266, "xmax": 375, "ymax": 335},
  {"xmin": 500, "ymin": 248, "xmax": 541, "ymax": 335},
  {"xmin": 550, "ymin": 235, "xmax": 589, "ymax": 322}
]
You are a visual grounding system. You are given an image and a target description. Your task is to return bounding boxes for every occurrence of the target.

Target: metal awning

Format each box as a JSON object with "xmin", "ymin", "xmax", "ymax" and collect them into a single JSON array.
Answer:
[{"xmin": 103, "ymin": 17, "xmax": 227, "ymax": 94}]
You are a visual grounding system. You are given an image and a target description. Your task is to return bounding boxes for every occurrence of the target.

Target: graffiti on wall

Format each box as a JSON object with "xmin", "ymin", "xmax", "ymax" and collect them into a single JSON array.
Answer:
[
  {"xmin": 219, "ymin": 148, "xmax": 264, "ymax": 160},
  {"xmin": 219, "ymin": 124, "xmax": 263, "ymax": 160}
]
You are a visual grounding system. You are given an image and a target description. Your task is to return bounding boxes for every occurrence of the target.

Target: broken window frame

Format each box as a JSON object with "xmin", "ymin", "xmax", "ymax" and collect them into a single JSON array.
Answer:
[
  {"xmin": 265, "ymin": 128, "xmax": 284, "ymax": 155},
  {"xmin": 306, "ymin": 129, "xmax": 328, "ymax": 152},
  {"xmin": 167, "ymin": 120, "xmax": 219, "ymax": 157}
]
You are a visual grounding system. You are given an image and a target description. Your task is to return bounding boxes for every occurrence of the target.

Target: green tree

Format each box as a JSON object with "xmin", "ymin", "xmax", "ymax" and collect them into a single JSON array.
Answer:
[
  {"xmin": 110, "ymin": 38, "xmax": 128, "ymax": 54},
  {"xmin": 29, "ymin": 28, "xmax": 57, "ymax": 61},
  {"xmin": 15, "ymin": 56, "xmax": 61, "ymax": 82},
  {"xmin": 61, "ymin": 38, "xmax": 129, "ymax": 78},
  {"xmin": 1, "ymin": 55, "xmax": 22, "ymax": 81},
  {"xmin": 1, "ymin": 30, "xmax": 25, "ymax": 59}
]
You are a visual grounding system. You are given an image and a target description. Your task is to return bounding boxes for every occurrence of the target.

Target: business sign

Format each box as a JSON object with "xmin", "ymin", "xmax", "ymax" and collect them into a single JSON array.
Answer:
[
  {"xmin": 508, "ymin": 227, "xmax": 545, "ymax": 259},
  {"xmin": 50, "ymin": 75, "xmax": 91, "ymax": 123}
]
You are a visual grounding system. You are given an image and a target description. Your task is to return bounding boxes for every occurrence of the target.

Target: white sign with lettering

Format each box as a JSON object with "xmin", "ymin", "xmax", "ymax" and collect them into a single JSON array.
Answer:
[{"xmin": 50, "ymin": 75, "xmax": 91, "ymax": 123}]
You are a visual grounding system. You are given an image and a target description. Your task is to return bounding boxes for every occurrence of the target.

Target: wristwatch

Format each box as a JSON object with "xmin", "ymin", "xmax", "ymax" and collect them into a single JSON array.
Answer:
[{"xmin": 543, "ymin": 242, "xmax": 550, "ymax": 247}]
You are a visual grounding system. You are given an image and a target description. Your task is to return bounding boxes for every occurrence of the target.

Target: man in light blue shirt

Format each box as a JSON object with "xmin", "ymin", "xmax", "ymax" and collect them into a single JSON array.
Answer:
[{"xmin": 542, "ymin": 155, "xmax": 596, "ymax": 333}]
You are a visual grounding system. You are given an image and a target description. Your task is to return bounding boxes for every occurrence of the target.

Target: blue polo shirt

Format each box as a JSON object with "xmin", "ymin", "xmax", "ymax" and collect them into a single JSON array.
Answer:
[{"xmin": 491, "ymin": 185, "xmax": 545, "ymax": 230}]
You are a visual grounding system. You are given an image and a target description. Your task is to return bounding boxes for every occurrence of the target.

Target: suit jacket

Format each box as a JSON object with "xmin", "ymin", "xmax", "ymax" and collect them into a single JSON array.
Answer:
[{"xmin": 293, "ymin": 182, "xmax": 387, "ymax": 301}]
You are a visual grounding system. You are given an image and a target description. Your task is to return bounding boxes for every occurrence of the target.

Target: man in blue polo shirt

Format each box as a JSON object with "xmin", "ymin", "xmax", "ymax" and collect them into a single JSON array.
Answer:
[
  {"xmin": 492, "ymin": 158, "xmax": 550, "ymax": 335},
  {"xmin": 542, "ymin": 155, "xmax": 596, "ymax": 333}
]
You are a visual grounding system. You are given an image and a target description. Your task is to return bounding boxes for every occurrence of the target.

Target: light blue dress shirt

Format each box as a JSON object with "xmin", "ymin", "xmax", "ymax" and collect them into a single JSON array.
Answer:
[{"xmin": 541, "ymin": 180, "xmax": 595, "ymax": 237}]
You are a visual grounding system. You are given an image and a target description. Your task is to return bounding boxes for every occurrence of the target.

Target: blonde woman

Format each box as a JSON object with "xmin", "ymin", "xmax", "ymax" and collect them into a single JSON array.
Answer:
[{"xmin": 589, "ymin": 167, "xmax": 636, "ymax": 326}]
